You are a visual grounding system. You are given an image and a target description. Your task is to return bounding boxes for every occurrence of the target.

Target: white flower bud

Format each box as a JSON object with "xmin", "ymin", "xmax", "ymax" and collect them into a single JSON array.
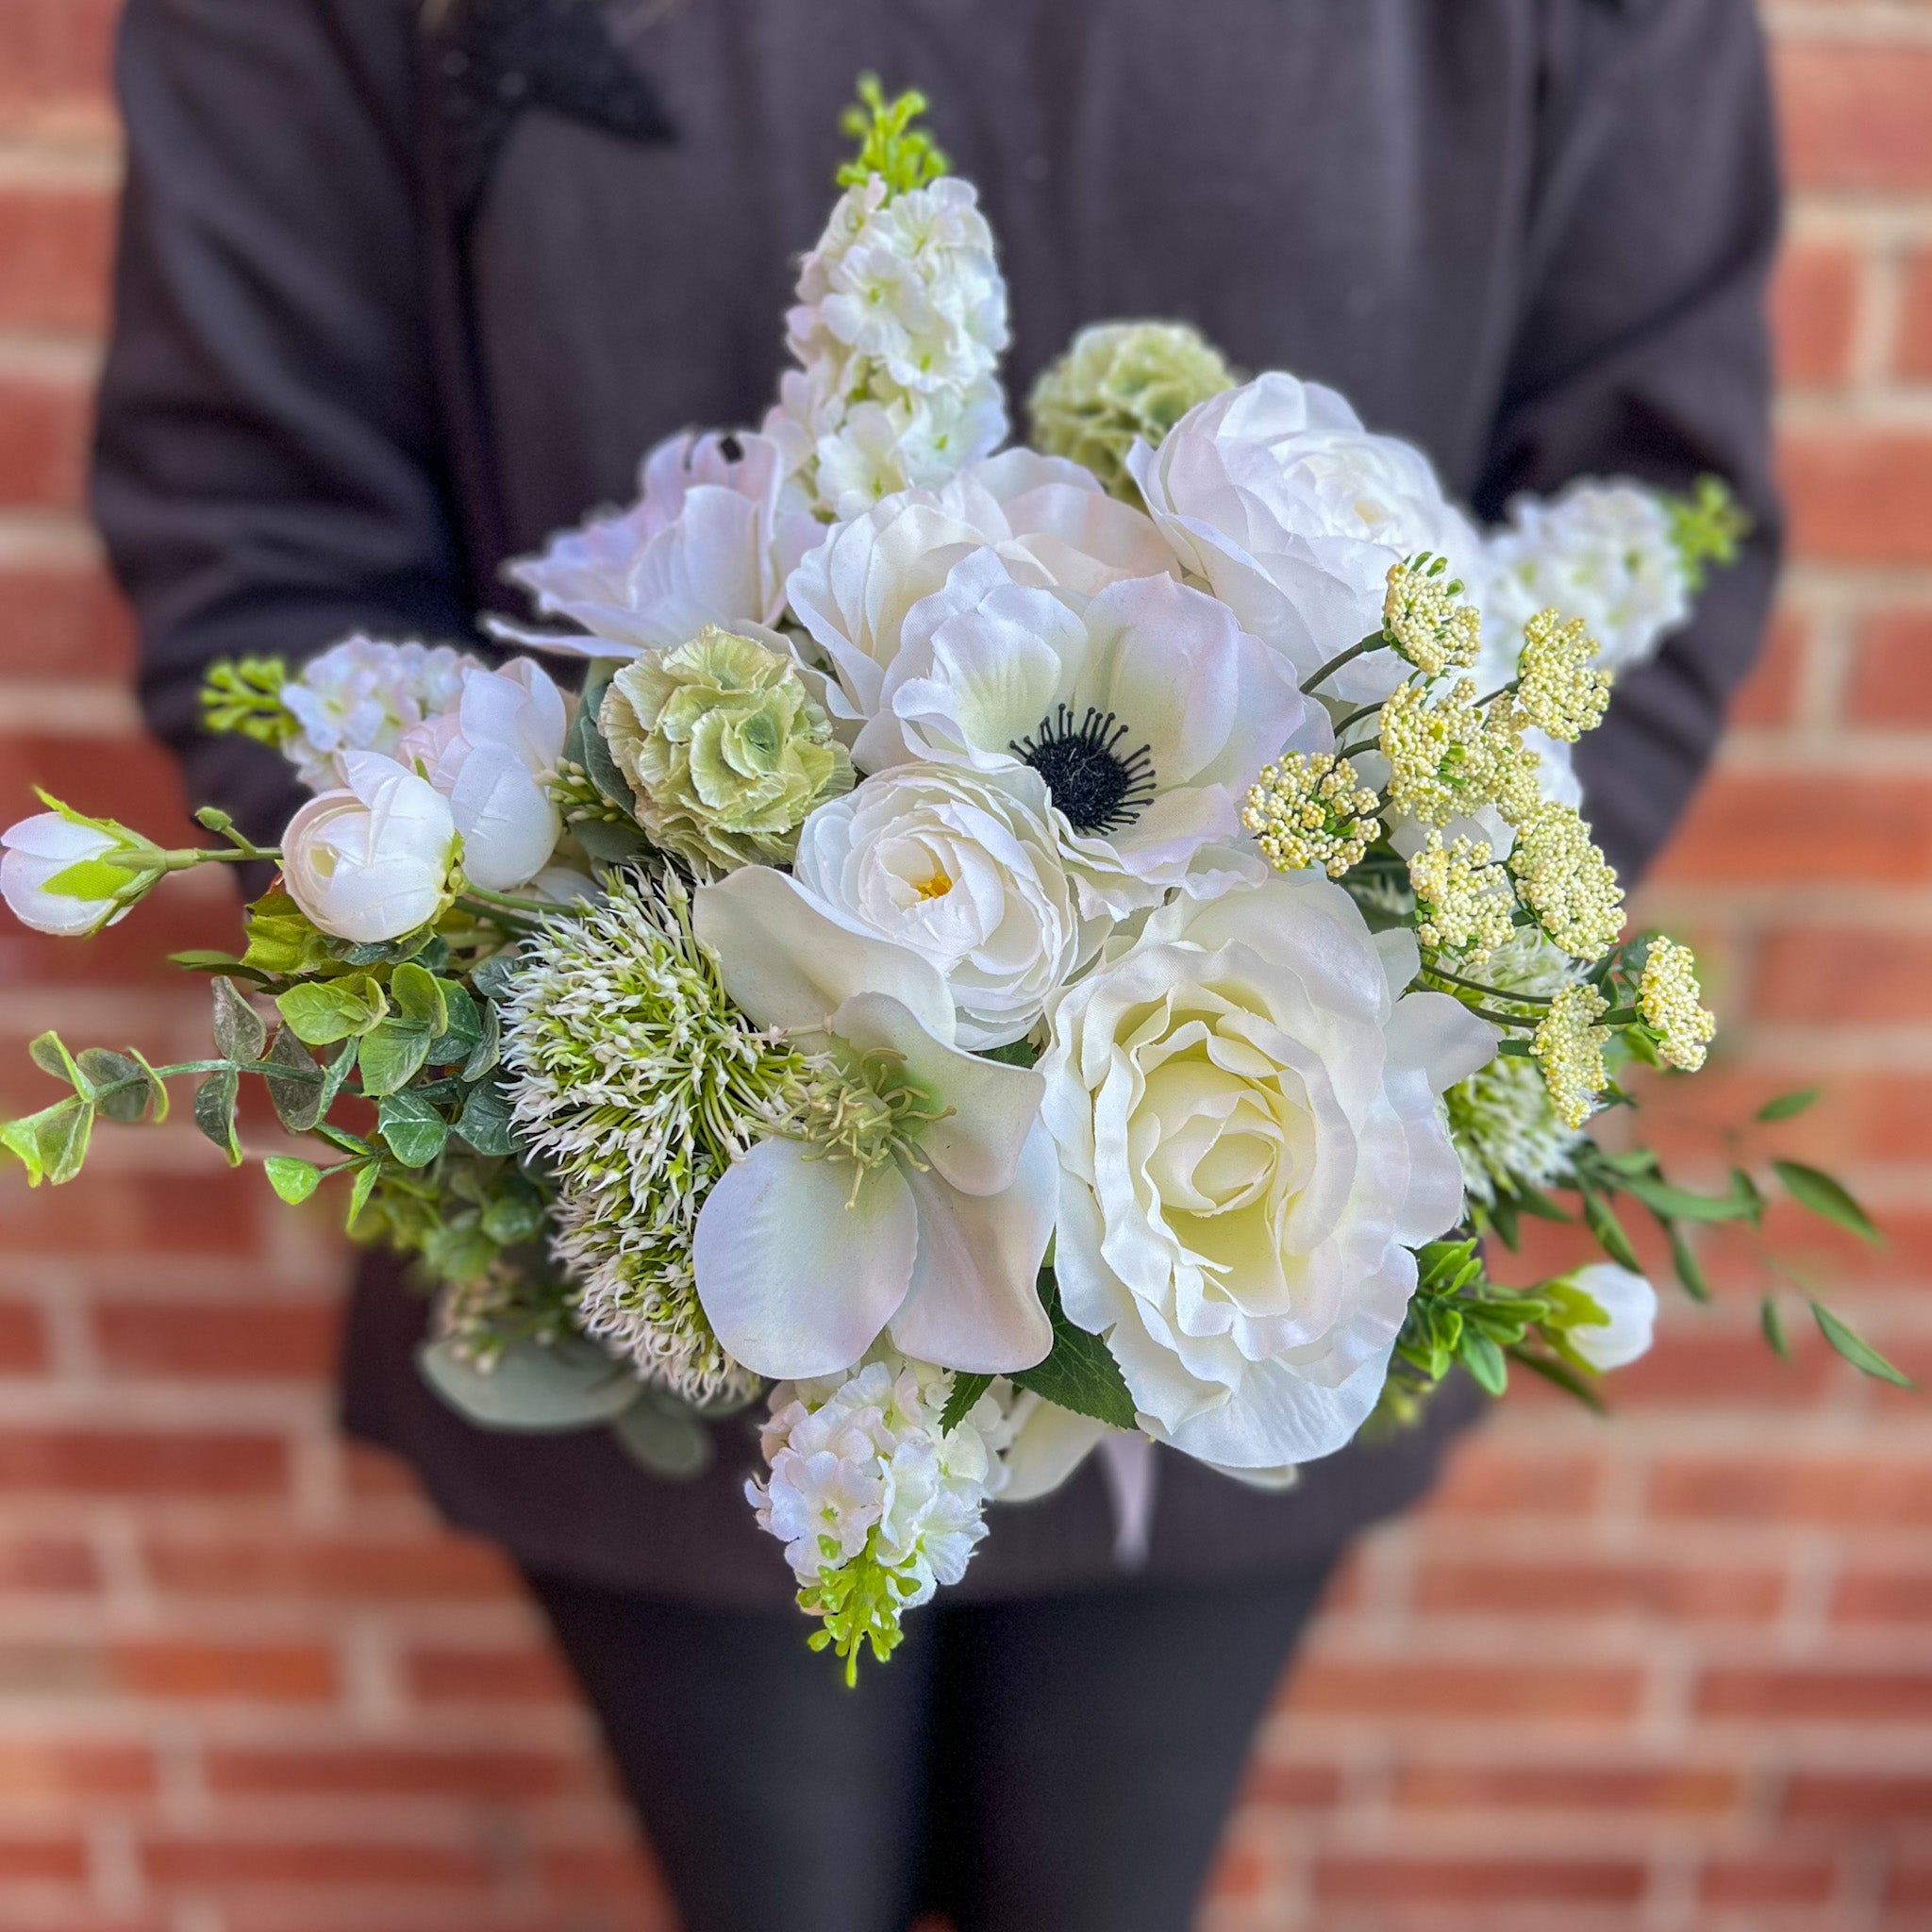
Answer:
[
  {"xmin": 281, "ymin": 751, "xmax": 458, "ymax": 943},
  {"xmin": 1567, "ymin": 1263, "xmax": 1658, "ymax": 1373},
  {"xmin": 0, "ymin": 813, "xmax": 142, "ymax": 937}
]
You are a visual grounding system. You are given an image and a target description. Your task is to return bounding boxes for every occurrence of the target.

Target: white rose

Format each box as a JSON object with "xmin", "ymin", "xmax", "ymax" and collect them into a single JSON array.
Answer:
[
  {"xmin": 1040, "ymin": 873, "xmax": 1496, "ymax": 1469},
  {"xmin": 0, "ymin": 814, "xmax": 140, "ymax": 937},
  {"xmin": 495, "ymin": 429, "xmax": 820, "ymax": 658},
  {"xmin": 1566, "ymin": 1263, "xmax": 1658, "ymax": 1373},
  {"xmin": 281, "ymin": 751, "xmax": 458, "ymax": 943},
  {"xmin": 397, "ymin": 658, "xmax": 567, "ymax": 891},
  {"xmin": 1130, "ymin": 373, "xmax": 1481, "ymax": 704},
  {"xmin": 280, "ymin": 637, "xmax": 478, "ymax": 791},
  {"xmin": 861, "ymin": 550, "xmax": 1325, "ymax": 917},
  {"xmin": 792, "ymin": 761, "xmax": 1095, "ymax": 1051}
]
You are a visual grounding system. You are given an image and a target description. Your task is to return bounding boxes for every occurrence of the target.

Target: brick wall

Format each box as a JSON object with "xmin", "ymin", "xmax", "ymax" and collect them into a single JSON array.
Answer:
[{"xmin": 1, "ymin": 4, "xmax": 1929, "ymax": 1929}]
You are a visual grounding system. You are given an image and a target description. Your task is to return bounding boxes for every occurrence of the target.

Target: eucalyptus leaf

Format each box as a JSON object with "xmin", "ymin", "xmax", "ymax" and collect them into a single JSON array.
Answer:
[
  {"xmin": 128, "ymin": 1049, "xmax": 171, "ymax": 1125},
  {"xmin": 276, "ymin": 975, "xmax": 388, "ymax": 1045},
  {"xmin": 346, "ymin": 1159, "xmax": 381, "ymax": 1231},
  {"xmin": 1774, "ymin": 1160, "xmax": 1882, "ymax": 1246},
  {"xmin": 416, "ymin": 1335, "xmax": 641, "ymax": 1431},
  {"xmin": 316, "ymin": 1037, "xmax": 358, "ymax": 1116},
  {"xmin": 480, "ymin": 1191, "xmax": 546, "ymax": 1246},
  {"xmin": 192, "ymin": 1069, "xmax": 242, "ymax": 1166},
  {"xmin": 27, "ymin": 1031, "xmax": 84, "ymax": 1091},
  {"xmin": 1811, "ymin": 1302, "xmax": 1914, "ymax": 1388},
  {"xmin": 1008, "ymin": 1270, "xmax": 1139, "ymax": 1431},
  {"xmin": 461, "ymin": 998, "xmax": 502, "ymax": 1083},
  {"xmin": 356, "ymin": 1018, "xmax": 433, "ymax": 1096},
  {"xmin": 263, "ymin": 1024, "xmax": 326, "ymax": 1133},
  {"xmin": 427, "ymin": 981, "xmax": 483, "ymax": 1066},
  {"xmin": 77, "ymin": 1048, "xmax": 152, "ymax": 1124},
  {"xmin": 389, "ymin": 961, "xmax": 447, "ymax": 1035},
  {"xmin": 470, "ymin": 951, "xmax": 522, "ymax": 1002},
  {"xmin": 455, "ymin": 1081, "xmax": 519, "ymax": 1157},
  {"xmin": 572, "ymin": 816, "xmax": 650, "ymax": 863},
  {"xmin": 376, "ymin": 1090, "xmax": 450, "ymax": 1168},
  {"xmin": 262, "ymin": 1155, "xmax": 321, "ymax": 1205},
  {"xmin": 0, "ymin": 1096, "xmax": 94, "ymax": 1186},
  {"xmin": 610, "ymin": 1395, "xmax": 715, "ymax": 1477},
  {"xmin": 210, "ymin": 975, "xmax": 268, "ymax": 1064}
]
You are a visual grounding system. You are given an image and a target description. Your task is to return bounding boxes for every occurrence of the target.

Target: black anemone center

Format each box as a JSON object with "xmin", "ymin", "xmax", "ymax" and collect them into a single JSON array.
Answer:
[{"xmin": 1010, "ymin": 705, "xmax": 1158, "ymax": 835}]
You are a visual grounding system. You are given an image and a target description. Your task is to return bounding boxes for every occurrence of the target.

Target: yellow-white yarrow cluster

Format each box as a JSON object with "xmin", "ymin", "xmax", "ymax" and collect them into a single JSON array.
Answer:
[
  {"xmin": 1638, "ymin": 937, "xmax": 1717, "ymax": 1072},
  {"xmin": 1383, "ymin": 555, "xmax": 1481, "ymax": 675},
  {"xmin": 1507, "ymin": 800, "xmax": 1624, "ymax": 961},
  {"xmin": 1531, "ymin": 983, "xmax": 1610, "ymax": 1129},
  {"xmin": 1378, "ymin": 676, "xmax": 1540, "ymax": 828},
  {"xmin": 1241, "ymin": 753, "xmax": 1383, "ymax": 877},
  {"xmin": 1408, "ymin": 832, "xmax": 1516, "ymax": 960},
  {"xmin": 1516, "ymin": 608, "xmax": 1612, "ymax": 741}
]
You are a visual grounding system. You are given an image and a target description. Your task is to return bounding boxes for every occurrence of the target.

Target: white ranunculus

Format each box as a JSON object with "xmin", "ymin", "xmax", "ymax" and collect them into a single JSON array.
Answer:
[
  {"xmin": 785, "ymin": 449, "xmax": 1176, "ymax": 735},
  {"xmin": 281, "ymin": 637, "xmax": 479, "ymax": 791},
  {"xmin": 1129, "ymin": 373, "xmax": 1481, "ymax": 704},
  {"xmin": 860, "ymin": 550, "xmax": 1325, "ymax": 917},
  {"xmin": 1040, "ymin": 872, "xmax": 1497, "ymax": 1469},
  {"xmin": 691, "ymin": 866, "xmax": 1055, "ymax": 1381},
  {"xmin": 495, "ymin": 429, "xmax": 820, "ymax": 658},
  {"xmin": 0, "ymin": 814, "xmax": 139, "ymax": 937},
  {"xmin": 1477, "ymin": 480, "xmax": 1689, "ymax": 688},
  {"xmin": 397, "ymin": 659, "xmax": 567, "ymax": 891},
  {"xmin": 281, "ymin": 751, "xmax": 458, "ymax": 943},
  {"xmin": 791, "ymin": 761, "xmax": 1095, "ymax": 1051},
  {"xmin": 1566, "ymin": 1264, "xmax": 1658, "ymax": 1373}
]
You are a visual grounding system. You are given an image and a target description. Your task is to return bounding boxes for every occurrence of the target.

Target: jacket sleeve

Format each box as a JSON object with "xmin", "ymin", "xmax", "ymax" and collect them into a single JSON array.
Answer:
[
  {"xmin": 91, "ymin": 0, "xmax": 476, "ymax": 843},
  {"xmin": 1476, "ymin": 0, "xmax": 1783, "ymax": 882}
]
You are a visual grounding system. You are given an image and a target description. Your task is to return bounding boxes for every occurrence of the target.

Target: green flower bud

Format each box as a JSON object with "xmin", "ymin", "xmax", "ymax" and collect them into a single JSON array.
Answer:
[
  {"xmin": 1026, "ymin": 321, "xmax": 1237, "ymax": 499},
  {"xmin": 600, "ymin": 627, "xmax": 855, "ymax": 872}
]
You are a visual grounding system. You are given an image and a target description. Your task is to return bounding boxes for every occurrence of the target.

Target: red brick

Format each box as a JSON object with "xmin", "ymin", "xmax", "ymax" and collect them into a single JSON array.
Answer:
[
  {"xmin": 143, "ymin": 1532, "xmax": 516, "ymax": 1602},
  {"xmin": 1785, "ymin": 1772, "xmax": 1932, "ymax": 1824},
  {"xmin": 1656, "ymin": 773, "xmax": 1932, "ymax": 884},
  {"xmin": 0, "ymin": 1298, "xmax": 45, "ymax": 1369},
  {"xmin": 1773, "ymin": 242, "xmax": 1858, "ymax": 387},
  {"xmin": 1701, "ymin": 1856, "xmax": 1839, "ymax": 1907},
  {"xmin": 1237, "ymin": 1759, "xmax": 1343, "ymax": 1810},
  {"xmin": 0, "ymin": 1533, "xmax": 97, "ymax": 1592},
  {"xmin": 0, "ymin": 1741, "xmax": 153, "ymax": 1798},
  {"xmin": 405, "ymin": 1643, "xmax": 579, "ymax": 1706},
  {"xmin": 1727, "ymin": 606, "xmax": 1807, "ymax": 727},
  {"xmin": 537, "ymin": 1837, "xmax": 660, "ymax": 1899},
  {"xmin": 0, "ymin": 730, "xmax": 196, "ymax": 841},
  {"xmin": 1650, "ymin": 1457, "xmax": 1932, "ymax": 1525},
  {"xmin": 204, "ymin": 1744, "xmax": 600, "ymax": 1802},
  {"xmin": 0, "ymin": 0, "xmax": 118, "ymax": 107},
  {"xmin": 1315, "ymin": 1855, "xmax": 1645, "ymax": 1906},
  {"xmin": 1755, "ymin": 923, "xmax": 1932, "ymax": 1025},
  {"xmin": 1902, "ymin": 248, "xmax": 1932, "ymax": 381},
  {"xmin": 0, "ymin": 561, "xmax": 133, "ymax": 684},
  {"xmin": 1394, "ymin": 1760, "xmax": 1737, "ymax": 1816},
  {"xmin": 1289, "ymin": 1659, "xmax": 1640, "ymax": 1723},
  {"xmin": 91, "ymin": 1299, "xmax": 341, "ymax": 1379},
  {"xmin": 1424, "ymin": 1442, "xmax": 1601, "ymax": 1516},
  {"xmin": 111, "ymin": 1640, "xmax": 335, "ymax": 1704},
  {"xmin": 0, "ymin": 183, "xmax": 113, "ymax": 334},
  {"xmin": 1835, "ymin": 1569, "xmax": 1932, "ymax": 1624},
  {"xmin": 0, "ymin": 1834, "xmax": 87, "ymax": 1881},
  {"xmin": 1780, "ymin": 429, "xmax": 1932, "ymax": 566},
  {"xmin": 0, "ymin": 368, "xmax": 91, "ymax": 510},
  {"xmin": 1775, "ymin": 44, "xmax": 1932, "ymax": 192},
  {"xmin": 1889, "ymin": 1862, "xmax": 1932, "ymax": 1907},
  {"xmin": 341, "ymin": 1441, "xmax": 426, "ymax": 1498},
  {"xmin": 142, "ymin": 1836, "xmax": 493, "ymax": 1890},
  {"xmin": 1847, "ymin": 608, "xmax": 1932, "ymax": 728},
  {"xmin": 0, "ymin": 1173, "xmax": 265, "ymax": 1260},
  {"xmin": 1415, "ymin": 1556, "xmax": 1783, "ymax": 1623},
  {"xmin": 0, "ymin": 1428, "xmax": 288, "ymax": 1496},
  {"xmin": 1610, "ymin": 1327, "xmax": 1838, "ymax": 1409},
  {"xmin": 1699, "ymin": 1665, "xmax": 1932, "ymax": 1724}
]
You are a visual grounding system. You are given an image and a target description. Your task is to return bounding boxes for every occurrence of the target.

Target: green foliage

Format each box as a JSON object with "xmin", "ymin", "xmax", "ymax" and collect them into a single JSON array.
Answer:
[
  {"xmin": 1812, "ymin": 1302, "xmax": 1913, "ymax": 1388},
  {"xmin": 1668, "ymin": 475, "xmax": 1752, "ymax": 591},
  {"xmin": 940, "ymin": 1372, "xmax": 995, "ymax": 1434},
  {"xmin": 1757, "ymin": 1088, "xmax": 1821, "ymax": 1124},
  {"xmin": 836, "ymin": 74, "xmax": 948, "ymax": 195},
  {"xmin": 263, "ymin": 1155, "xmax": 321, "ymax": 1205},
  {"xmin": 1774, "ymin": 1159, "xmax": 1882, "ymax": 1245},
  {"xmin": 415, "ymin": 1334, "xmax": 641, "ymax": 1431},
  {"xmin": 192, "ymin": 1068, "xmax": 242, "ymax": 1166},
  {"xmin": 801, "ymin": 1534, "xmax": 919, "ymax": 1685},
  {"xmin": 1006, "ymin": 1270, "xmax": 1139, "ymax": 1430},
  {"xmin": 610, "ymin": 1391, "xmax": 715, "ymax": 1478},
  {"xmin": 200, "ymin": 656, "xmax": 297, "ymax": 746},
  {"xmin": 275, "ymin": 974, "xmax": 388, "ymax": 1045}
]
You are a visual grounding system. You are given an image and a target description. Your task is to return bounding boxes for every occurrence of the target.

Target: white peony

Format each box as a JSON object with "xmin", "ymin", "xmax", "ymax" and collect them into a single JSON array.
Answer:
[
  {"xmin": 785, "ymin": 449, "xmax": 1176, "ymax": 738},
  {"xmin": 858, "ymin": 550, "xmax": 1324, "ymax": 917},
  {"xmin": 495, "ymin": 429, "xmax": 820, "ymax": 658},
  {"xmin": 1566, "ymin": 1264, "xmax": 1658, "ymax": 1373},
  {"xmin": 1040, "ymin": 872, "xmax": 1496, "ymax": 1469},
  {"xmin": 280, "ymin": 750, "xmax": 458, "ymax": 943},
  {"xmin": 792, "ymin": 761, "xmax": 1094, "ymax": 1051},
  {"xmin": 691, "ymin": 866, "xmax": 1056, "ymax": 1381},
  {"xmin": 1477, "ymin": 480, "xmax": 1689, "ymax": 688},
  {"xmin": 1129, "ymin": 373, "xmax": 1481, "ymax": 705},
  {"xmin": 280, "ymin": 637, "xmax": 477, "ymax": 791},
  {"xmin": 397, "ymin": 658, "xmax": 568, "ymax": 892},
  {"xmin": 1, "ymin": 813, "xmax": 138, "ymax": 937}
]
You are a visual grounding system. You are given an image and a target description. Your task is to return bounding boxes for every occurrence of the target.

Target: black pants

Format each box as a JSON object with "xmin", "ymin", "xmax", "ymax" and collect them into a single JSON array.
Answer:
[{"xmin": 528, "ymin": 1560, "xmax": 1336, "ymax": 1932}]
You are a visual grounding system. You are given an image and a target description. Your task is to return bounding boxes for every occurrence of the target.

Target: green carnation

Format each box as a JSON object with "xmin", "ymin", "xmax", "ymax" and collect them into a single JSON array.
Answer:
[
  {"xmin": 600, "ymin": 627, "xmax": 855, "ymax": 872},
  {"xmin": 1027, "ymin": 321, "xmax": 1237, "ymax": 499}
]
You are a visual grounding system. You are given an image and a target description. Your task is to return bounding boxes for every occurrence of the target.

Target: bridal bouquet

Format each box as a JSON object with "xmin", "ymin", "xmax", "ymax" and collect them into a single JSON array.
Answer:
[{"xmin": 2, "ymin": 85, "xmax": 1891, "ymax": 1675}]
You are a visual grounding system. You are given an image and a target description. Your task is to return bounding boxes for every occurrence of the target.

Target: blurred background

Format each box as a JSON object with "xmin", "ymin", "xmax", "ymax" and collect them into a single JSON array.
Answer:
[{"xmin": 1, "ymin": 3, "xmax": 1929, "ymax": 1928}]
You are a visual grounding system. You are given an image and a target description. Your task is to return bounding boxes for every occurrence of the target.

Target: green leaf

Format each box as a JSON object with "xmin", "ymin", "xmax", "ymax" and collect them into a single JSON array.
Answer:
[
  {"xmin": 242, "ymin": 889, "xmax": 335, "ymax": 976},
  {"xmin": 345, "ymin": 1159, "xmax": 381, "ymax": 1232},
  {"xmin": 210, "ymin": 975, "xmax": 268, "ymax": 1064},
  {"xmin": 262, "ymin": 1024, "xmax": 325, "ymax": 1133},
  {"xmin": 461, "ymin": 998, "xmax": 501, "ymax": 1084},
  {"xmin": 388, "ymin": 961, "xmax": 447, "ymax": 1035},
  {"xmin": 1757, "ymin": 1088, "xmax": 1821, "ymax": 1124},
  {"xmin": 276, "ymin": 975, "xmax": 388, "ymax": 1046},
  {"xmin": 192, "ymin": 1069, "xmax": 242, "ymax": 1166},
  {"xmin": 1509, "ymin": 1346, "xmax": 1607, "ymax": 1413},
  {"xmin": 455, "ymin": 1081, "xmax": 519, "ymax": 1157},
  {"xmin": 940, "ymin": 1372, "xmax": 995, "ymax": 1434},
  {"xmin": 1486, "ymin": 1191, "xmax": 1521, "ymax": 1252},
  {"xmin": 426, "ymin": 981, "xmax": 483, "ymax": 1066},
  {"xmin": 572, "ymin": 816, "xmax": 649, "ymax": 864},
  {"xmin": 1513, "ymin": 1184, "xmax": 1574, "ymax": 1224},
  {"xmin": 1619, "ymin": 1171, "xmax": 1759, "ymax": 1224},
  {"xmin": 469, "ymin": 950, "xmax": 522, "ymax": 1003},
  {"xmin": 316, "ymin": 1037, "xmax": 358, "ymax": 1118},
  {"xmin": 262, "ymin": 1155, "xmax": 321, "ymax": 1205},
  {"xmin": 421, "ymin": 1216, "xmax": 500, "ymax": 1283},
  {"xmin": 1457, "ymin": 1327, "xmax": 1508, "ymax": 1396},
  {"xmin": 1666, "ymin": 1221, "xmax": 1711, "ymax": 1305},
  {"xmin": 355, "ymin": 1018, "xmax": 433, "ymax": 1097},
  {"xmin": 76, "ymin": 1048, "xmax": 153, "ymax": 1124},
  {"xmin": 1761, "ymin": 1295, "xmax": 1790, "ymax": 1359},
  {"xmin": 610, "ymin": 1393, "xmax": 715, "ymax": 1477},
  {"xmin": 28, "ymin": 1031, "xmax": 85, "ymax": 1091},
  {"xmin": 129, "ymin": 1049, "xmax": 171, "ymax": 1125},
  {"xmin": 479, "ymin": 1191, "xmax": 546, "ymax": 1246},
  {"xmin": 577, "ymin": 709, "xmax": 638, "ymax": 816},
  {"xmin": 0, "ymin": 1096, "xmax": 94, "ymax": 1186},
  {"xmin": 1774, "ymin": 1160, "xmax": 1882, "ymax": 1246},
  {"xmin": 1811, "ymin": 1302, "xmax": 1914, "ymax": 1389},
  {"xmin": 1578, "ymin": 1185, "xmax": 1642, "ymax": 1272},
  {"xmin": 415, "ymin": 1335, "xmax": 641, "ymax": 1431},
  {"xmin": 978, "ymin": 1040, "xmax": 1040, "ymax": 1070},
  {"xmin": 1008, "ymin": 1270, "xmax": 1140, "ymax": 1431},
  {"xmin": 376, "ymin": 1091, "xmax": 449, "ymax": 1168}
]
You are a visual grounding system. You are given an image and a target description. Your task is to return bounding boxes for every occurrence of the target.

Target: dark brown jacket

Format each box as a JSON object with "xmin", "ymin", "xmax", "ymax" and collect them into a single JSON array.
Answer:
[{"xmin": 93, "ymin": 0, "xmax": 1780, "ymax": 1605}]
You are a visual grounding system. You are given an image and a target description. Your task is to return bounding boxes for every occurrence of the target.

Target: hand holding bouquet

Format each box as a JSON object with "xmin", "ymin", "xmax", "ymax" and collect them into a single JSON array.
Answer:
[{"xmin": 3, "ymin": 83, "xmax": 1889, "ymax": 1678}]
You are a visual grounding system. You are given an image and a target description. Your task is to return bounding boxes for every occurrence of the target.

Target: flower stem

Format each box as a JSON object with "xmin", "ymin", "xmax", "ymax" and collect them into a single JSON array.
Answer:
[
  {"xmin": 1422, "ymin": 963, "xmax": 1554, "ymax": 1006},
  {"xmin": 1331, "ymin": 701, "xmax": 1382, "ymax": 737},
  {"xmin": 1303, "ymin": 630, "xmax": 1386, "ymax": 693}
]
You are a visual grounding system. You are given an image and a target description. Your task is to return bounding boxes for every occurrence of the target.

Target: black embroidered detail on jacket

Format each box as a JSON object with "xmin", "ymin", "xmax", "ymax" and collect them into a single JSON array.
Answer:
[{"xmin": 433, "ymin": 0, "xmax": 675, "ymax": 227}]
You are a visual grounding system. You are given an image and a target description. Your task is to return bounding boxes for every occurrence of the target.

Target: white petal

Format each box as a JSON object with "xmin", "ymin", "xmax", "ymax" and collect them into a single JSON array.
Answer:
[
  {"xmin": 1387, "ymin": 990, "xmax": 1499, "ymax": 1093},
  {"xmin": 692, "ymin": 1138, "xmax": 916, "ymax": 1379},
  {"xmin": 446, "ymin": 748, "xmax": 561, "ymax": 891},
  {"xmin": 996, "ymin": 1397, "xmax": 1114, "ymax": 1505}
]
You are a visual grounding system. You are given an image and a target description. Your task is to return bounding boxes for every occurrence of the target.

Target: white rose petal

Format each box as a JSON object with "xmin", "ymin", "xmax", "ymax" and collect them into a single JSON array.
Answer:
[{"xmin": 281, "ymin": 750, "xmax": 458, "ymax": 943}]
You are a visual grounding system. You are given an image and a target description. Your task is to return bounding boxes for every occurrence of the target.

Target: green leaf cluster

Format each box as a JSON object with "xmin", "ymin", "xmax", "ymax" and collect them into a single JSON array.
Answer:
[
  {"xmin": 199, "ymin": 656, "xmax": 297, "ymax": 747},
  {"xmin": 836, "ymin": 74, "xmax": 949, "ymax": 196}
]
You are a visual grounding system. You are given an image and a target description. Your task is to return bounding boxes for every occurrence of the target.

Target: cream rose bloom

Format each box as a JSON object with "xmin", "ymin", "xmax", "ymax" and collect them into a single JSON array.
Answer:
[
  {"xmin": 1040, "ymin": 873, "xmax": 1496, "ymax": 1468},
  {"xmin": 1129, "ymin": 373, "xmax": 1481, "ymax": 705},
  {"xmin": 785, "ymin": 449, "xmax": 1176, "ymax": 738},
  {"xmin": 791, "ymin": 761, "xmax": 1095, "ymax": 1051}
]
